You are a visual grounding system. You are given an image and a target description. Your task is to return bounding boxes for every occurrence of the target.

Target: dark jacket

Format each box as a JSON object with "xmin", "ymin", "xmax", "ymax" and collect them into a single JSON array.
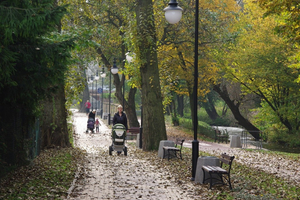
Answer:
[
  {"xmin": 112, "ymin": 112, "xmax": 128, "ymax": 130},
  {"xmin": 88, "ymin": 111, "xmax": 95, "ymax": 120}
]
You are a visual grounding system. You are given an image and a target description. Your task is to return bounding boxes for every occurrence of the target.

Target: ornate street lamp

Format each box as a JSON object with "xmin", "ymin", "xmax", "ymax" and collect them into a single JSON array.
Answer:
[
  {"xmin": 164, "ymin": 0, "xmax": 199, "ymax": 181},
  {"xmin": 109, "ymin": 58, "xmax": 119, "ymax": 124},
  {"xmin": 100, "ymin": 66, "xmax": 106, "ymax": 119},
  {"xmin": 163, "ymin": 0, "xmax": 183, "ymax": 24}
]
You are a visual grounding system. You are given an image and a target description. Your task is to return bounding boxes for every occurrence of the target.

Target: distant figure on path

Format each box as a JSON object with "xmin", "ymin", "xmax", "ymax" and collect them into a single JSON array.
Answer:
[
  {"xmin": 85, "ymin": 100, "xmax": 91, "ymax": 115},
  {"xmin": 95, "ymin": 118, "xmax": 100, "ymax": 133}
]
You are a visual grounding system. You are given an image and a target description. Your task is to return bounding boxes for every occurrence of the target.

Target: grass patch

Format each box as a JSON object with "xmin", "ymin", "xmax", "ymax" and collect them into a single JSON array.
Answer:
[
  {"xmin": 0, "ymin": 147, "xmax": 85, "ymax": 199},
  {"xmin": 244, "ymin": 148, "xmax": 300, "ymax": 161}
]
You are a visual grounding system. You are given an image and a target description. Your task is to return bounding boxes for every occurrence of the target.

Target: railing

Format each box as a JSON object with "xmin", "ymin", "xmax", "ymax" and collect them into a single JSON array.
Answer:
[{"xmin": 241, "ymin": 130, "xmax": 265, "ymax": 149}]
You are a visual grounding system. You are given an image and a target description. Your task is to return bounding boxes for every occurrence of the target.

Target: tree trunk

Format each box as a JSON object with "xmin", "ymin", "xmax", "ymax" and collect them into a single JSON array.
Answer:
[
  {"xmin": 213, "ymin": 84, "xmax": 261, "ymax": 140},
  {"xmin": 112, "ymin": 73, "xmax": 140, "ymax": 128},
  {"xmin": 177, "ymin": 95, "xmax": 184, "ymax": 117},
  {"xmin": 202, "ymin": 94, "xmax": 219, "ymax": 120},
  {"xmin": 79, "ymin": 69, "xmax": 89, "ymax": 113},
  {"xmin": 136, "ymin": 0, "xmax": 167, "ymax": 150},
  {"xmin": 96, "ymin": 47, "xmax": 140, "ymax": 128},
  {"xmin": 40, "ymin": 83, "xmax": 71, "ymax": 149}
]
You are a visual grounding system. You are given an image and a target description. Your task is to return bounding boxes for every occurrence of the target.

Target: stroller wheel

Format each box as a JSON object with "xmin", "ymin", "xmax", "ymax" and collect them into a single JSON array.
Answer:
[
  {"xmin": 109, "ymin": 146, "xmax": 113, "ymax": 155},
  {"xmin": 124, "ymin": 147, "xmax": 127, "ymax": 156}
]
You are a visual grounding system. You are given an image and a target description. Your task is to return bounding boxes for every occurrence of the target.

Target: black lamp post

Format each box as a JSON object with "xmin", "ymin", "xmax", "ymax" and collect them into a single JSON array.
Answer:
[
  {"xmin": 164, "ymin": 0, "xmax": 199, "ymax": 180},
  {"xmin": 108, "ymin": 71, "xmax": 112, "ymax": 125},
  {"xmin": 91, "ymin": 75, "xmax": 94, "ymax": 111},
  {"xmin": 100, "ymin": 66, "xmax": 106, "ymax": 118},
  {"xmin": 110, "ymin": 58, "xmax": 119, "ymax": 124},
  {"xmin": 94, "ymin": 70, "xmax": 100, "ymax": 114},
  {"xmin": 123, "ymin": 74, "xmax": 125, "ymax": 110}
]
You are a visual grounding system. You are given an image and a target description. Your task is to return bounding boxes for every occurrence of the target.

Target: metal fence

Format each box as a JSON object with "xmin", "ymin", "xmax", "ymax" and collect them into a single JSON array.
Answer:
[
  {"xmin": 0, "ymin": 106, "xmax": 41, "ymax": 165},
  {"xmin": 241, "ymin": 130, "xmax": 265, "ymax": 149}
]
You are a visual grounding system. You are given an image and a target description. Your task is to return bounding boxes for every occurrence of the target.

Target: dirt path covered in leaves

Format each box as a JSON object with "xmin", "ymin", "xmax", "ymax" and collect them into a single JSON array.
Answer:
[
  {"xmin": 69, "ymin": 111, "xmax": 300, "ymax": 199},
  {"xmin": 68, "ymin": 111, "xmax": 197, "ymax": 200}
]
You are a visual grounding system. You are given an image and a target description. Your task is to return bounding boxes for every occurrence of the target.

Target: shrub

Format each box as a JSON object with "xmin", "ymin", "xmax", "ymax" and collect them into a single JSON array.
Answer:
[
  {"xmin": 179, "ymin": 118, "xmax": 215, "ymax": 139},
  {"xmin": 267, "ymin": 129, "xmax": 300, "ymax": 148}
]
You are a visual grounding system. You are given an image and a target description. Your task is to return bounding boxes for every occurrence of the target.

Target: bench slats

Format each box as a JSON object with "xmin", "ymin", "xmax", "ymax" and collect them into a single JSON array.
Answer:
[
  {"xmin": 162, "ymin": 139, "xmax": 184, "ymax": 160},
  {"xmin": 202, "ymin": 166, "xmax": 227, "ymax": 174},
  {"xmin": 163, "ymin": 147, "xmax": 180, "ymax": 151},
  {"xmin": 202, "ymin": 153, "xmax": 234, "ymax": 190},
  {"xmin": 219, "ymin": 158, "xmax": 231, "ymax": 165}
]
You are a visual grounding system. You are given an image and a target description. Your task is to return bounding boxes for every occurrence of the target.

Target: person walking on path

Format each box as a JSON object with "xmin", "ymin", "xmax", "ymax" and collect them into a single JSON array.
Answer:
[
  {"xmin": 112, "ymin": 105, "xmax": 128, "ymax": 132},
  {"xmin": 88, "ymin": 110, "xmax": 96, "ymax": 121},
  {"xmin": 84, "ymin": 100, "xmax": 91, "ymax": 115}
]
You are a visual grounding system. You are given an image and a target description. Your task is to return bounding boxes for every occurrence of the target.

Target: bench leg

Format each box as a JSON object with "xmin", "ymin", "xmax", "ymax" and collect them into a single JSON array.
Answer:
[
  {"xmin": 163, "ymin": 148, "xmax": 166, "ymax": 159},
  {"xmin": 202, "ymin": 168, "xmax": 205, "ymax": 184},
  {"xmin": 227, "ymin": 174, "xmax": 232, "ymax": 190},
  {"xmin": 209, "ymin": 172, "xmax": 213, "ymax": 189}
]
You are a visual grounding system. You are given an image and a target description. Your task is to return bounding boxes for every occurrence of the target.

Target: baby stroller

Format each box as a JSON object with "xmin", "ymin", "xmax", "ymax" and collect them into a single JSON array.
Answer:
[
  {"xmin": 109, "ymin": 123, "xmax": 127, "ymax": 156},
  {"xmin": 86, "ymin": 118, "xmax": 95, "ymax": 133}
]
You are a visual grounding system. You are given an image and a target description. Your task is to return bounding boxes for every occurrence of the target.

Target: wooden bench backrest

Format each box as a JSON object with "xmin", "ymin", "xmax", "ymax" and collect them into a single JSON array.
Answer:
[
  {"xmin": 128, "ymin": 127, "xmax": 140, "ymax": 134},
  {"xmin": 175, "ymin": 139, "xmax": 184, "ymax": 146},
  {"xmin": 215, "ymin": 129, "xmax": 221, "ymax": 135},
  {"xmin": 220, "ymin": 153, "xmax": 235, "ymax": 172}
]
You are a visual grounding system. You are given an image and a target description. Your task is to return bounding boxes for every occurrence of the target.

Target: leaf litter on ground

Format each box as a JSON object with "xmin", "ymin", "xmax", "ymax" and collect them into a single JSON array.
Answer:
[{"xmin": 1, "ymin": 120, "xmax": 300, "ymax": 200}]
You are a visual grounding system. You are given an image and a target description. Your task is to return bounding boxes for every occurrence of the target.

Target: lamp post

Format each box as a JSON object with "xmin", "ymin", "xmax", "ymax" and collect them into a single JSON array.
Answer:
[
  {"xmin": 90, "ymin": 75, "xmax": 94, "ymax": 111},
  {"xmin": 110, "ymin": 58, "xmax": 119, "ymax": 124},
  {"xmin": 94, "ymin": 70, "xmax": 100, "ymax": 114},
  {"xmin": 164, "ymin": 0, "xmax": 199, "ymax": 180},
  {"xmin": 100, "ymin": 66, "xmax": 106, "ymax": 119}
]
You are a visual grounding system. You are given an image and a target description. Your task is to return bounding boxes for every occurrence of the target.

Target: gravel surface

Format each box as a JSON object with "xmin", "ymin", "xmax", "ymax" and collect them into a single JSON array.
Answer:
[
  {"xmin": 68, "ymin": 110, "xmax": 300, "ymax": 200},
  {"xmin": 68, "ymin": 111, "xmax": 196, "ymax": 200}
]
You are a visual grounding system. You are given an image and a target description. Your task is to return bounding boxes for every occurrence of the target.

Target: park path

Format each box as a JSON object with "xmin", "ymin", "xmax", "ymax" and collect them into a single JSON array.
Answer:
[
  {"xmin": 68, "ymin": 110, "xmax": 196, "ymax": 200},
  {"xmin": 68, "ymin": 110, "xmax": 300, "ymax": 200}
]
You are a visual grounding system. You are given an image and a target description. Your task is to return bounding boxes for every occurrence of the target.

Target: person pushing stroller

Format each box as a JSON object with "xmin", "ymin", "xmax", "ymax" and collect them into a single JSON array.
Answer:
[
  {"xmin": 112, "ymin": 105, "xmax": 128, "ymax": 132},
  {"xmin": 110, "ymin": 105, "xmax": 129, "ymax": 155},
  {"xmin": 86, "ymin": 110, "xmax": 96, "ymax": 133}
]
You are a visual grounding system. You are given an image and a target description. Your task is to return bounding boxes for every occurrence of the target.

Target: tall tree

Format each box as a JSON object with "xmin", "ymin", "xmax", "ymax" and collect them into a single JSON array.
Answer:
[
  {"xmin": 0, "ymin": 0, "xmax": 74, "ymax": 163},
  {"xmin": 60, "ymin": 0, "xmax": 140, "ymax": 128},
  {"xmin": 217, "ymin": 0, "xmax": 300, "ymax": 132},
  {"xmin": 134, "ymin": 0, "xmax": 167, "ymax": 150},
  {"xmin": 258, "ymin": 0, "xmax": 300, "ymax": 86},
  {"xmin": 156, "ymin": 0, "xmax": 239, "ymax": 130}
]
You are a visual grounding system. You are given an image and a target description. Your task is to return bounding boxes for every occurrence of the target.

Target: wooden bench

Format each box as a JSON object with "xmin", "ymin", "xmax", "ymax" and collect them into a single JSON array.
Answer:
[
  {"xmin": 162, "ymin": 139, "xmax": 185, "ymax": 160},
  {"xmin": 202, "ymin": 153, "xmax": 235, "ymax": 190},
  {"xmin": 214, "ymin": 129, "xmax": 229, "ymax": 143},
  {"xmin": 126, "ymin": 127, "xmax": 140, "ymax": 139}
]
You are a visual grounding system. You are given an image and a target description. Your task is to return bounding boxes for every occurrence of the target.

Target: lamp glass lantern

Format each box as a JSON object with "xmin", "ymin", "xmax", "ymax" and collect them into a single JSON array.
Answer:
[
  {"xmin": 101, "ymin": 68, "xmax": 106, "ymax": 78},
  {"xmin": 125, "ymin": 51, "xmax": 135, "ymax": 63},
  {"xmin": 163, "ymin": 0, "xmax": 183, "ymax": 24},
  {"xmin": 95, "ymin": 70, "xmax": 100, "ymax": 80},
  {"xmin": 111, "ymin": 58, "xmax": 119, "ymax": 74}
]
